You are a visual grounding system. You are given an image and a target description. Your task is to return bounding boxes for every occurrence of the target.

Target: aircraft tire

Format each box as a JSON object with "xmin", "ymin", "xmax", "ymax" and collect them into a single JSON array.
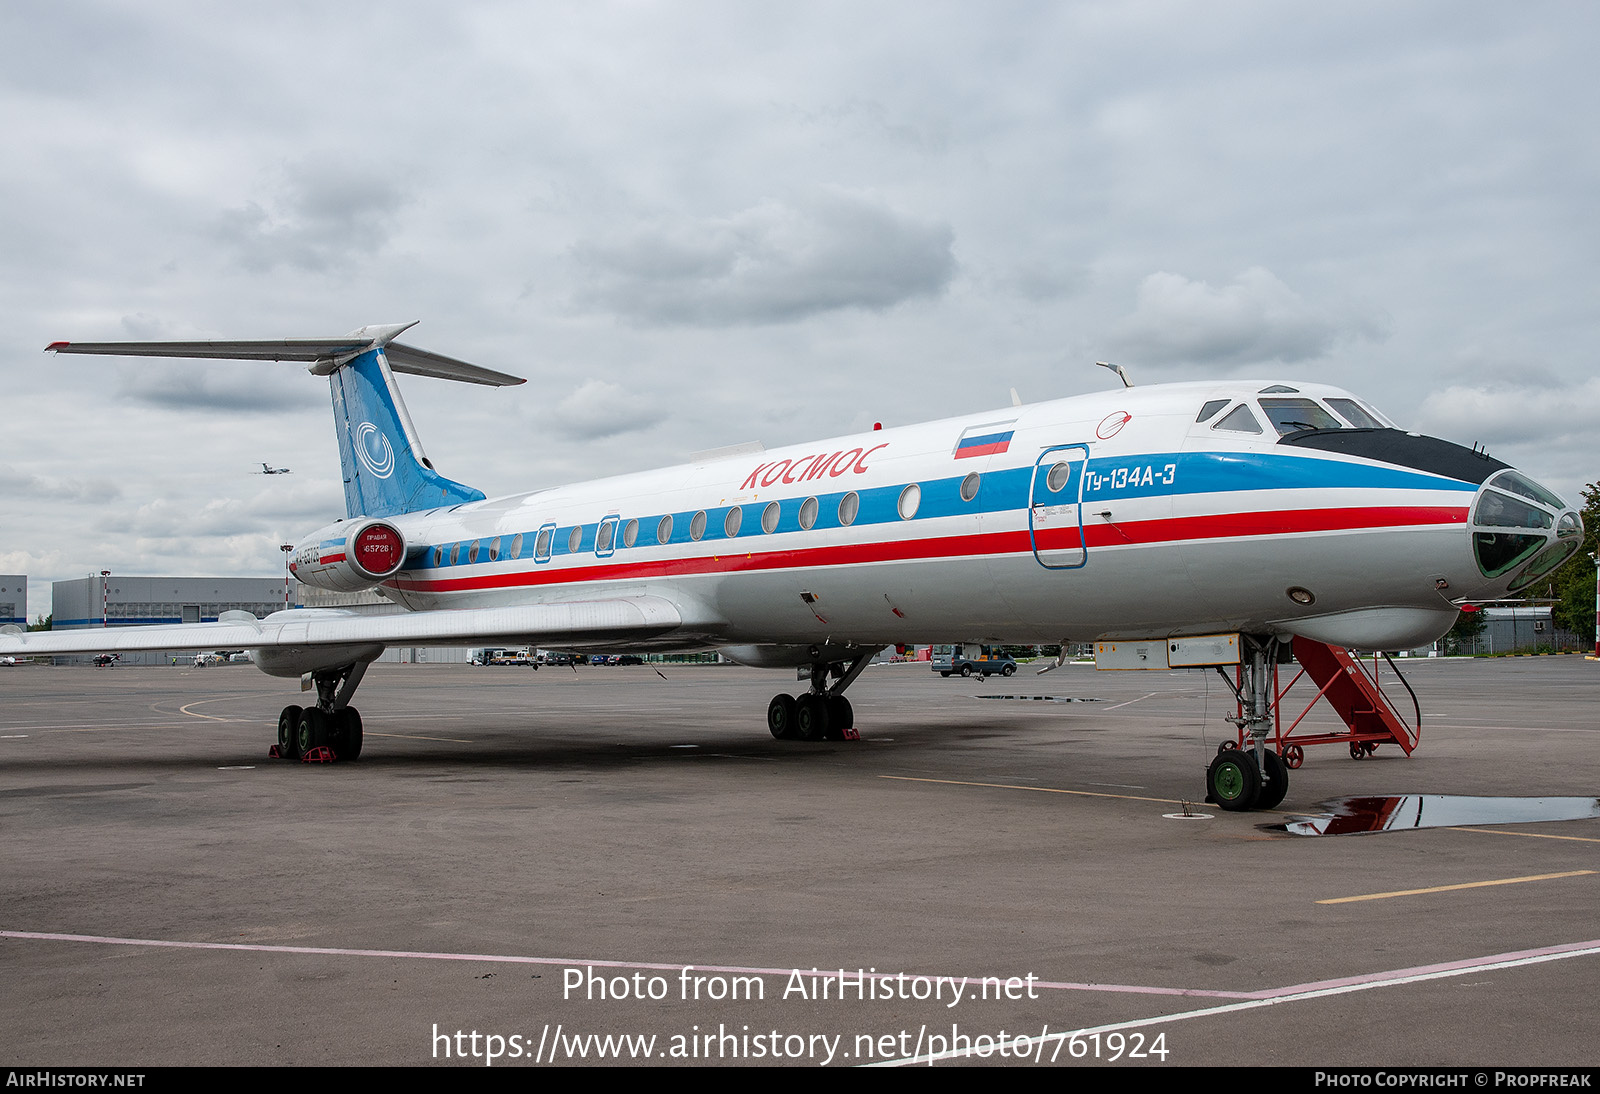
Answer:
[
  {"xmin": 1255, "ymin": 749, "xmax": 1289, "ymax": 809},
  {"xmin": 277, "ymin": 705, "xmax": 303, "ymax": 760},
  {"xmin": 296, "ymin": 708, "xmax": 328, "ymax": 756},
  {"xmin": 825, "ymin": 695, "xmax": 853, "ymax": 737},
  {"xmin": 1206, "ymin": 749, "xmax": 1261, "ymax": 811},
  {"xmin": 767, "ymin": 694, "xmax": 798, "ymax": 740},
  {"xmin": 337, "ymin": 708, "xmax": 363, "ymax": 761},
  {"xmin": 795, "ymin": 694, "xmax": 830, "ymax": 742}
]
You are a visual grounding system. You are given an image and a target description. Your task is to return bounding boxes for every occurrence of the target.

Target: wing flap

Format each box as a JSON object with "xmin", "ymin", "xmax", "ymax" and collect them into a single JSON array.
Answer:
[{"xmin": 0, "ymin": 598, "xmax": 683, "ymax": 657}]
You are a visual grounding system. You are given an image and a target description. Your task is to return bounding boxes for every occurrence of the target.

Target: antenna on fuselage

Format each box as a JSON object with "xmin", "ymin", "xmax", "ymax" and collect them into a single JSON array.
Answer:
[{"xmin": 1096, "ymin": 361, "xmax": 1133, "ymax": 388}]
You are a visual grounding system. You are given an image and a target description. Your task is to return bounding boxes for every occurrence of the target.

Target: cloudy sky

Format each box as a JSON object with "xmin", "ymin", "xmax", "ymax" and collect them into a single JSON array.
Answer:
[{"xmin": 3, "ymin": 1, "xmax": 1596, "ymax": 617}]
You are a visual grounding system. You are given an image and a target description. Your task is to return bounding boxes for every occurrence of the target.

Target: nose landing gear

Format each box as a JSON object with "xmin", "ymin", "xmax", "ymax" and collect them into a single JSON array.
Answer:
[{"xmin": 1205, "ymin": 636, "xmax": 1290, "ymax": 811}]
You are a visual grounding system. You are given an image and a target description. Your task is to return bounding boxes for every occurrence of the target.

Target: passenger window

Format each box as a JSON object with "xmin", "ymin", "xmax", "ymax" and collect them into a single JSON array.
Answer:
[
  {"xmin": 690, "ymin": 511, "xmax": 707, "ymax": 541},
  {"xmin": 1213, "ymin": 405, "xmax": 1263, "ymax": 434},
  {"xmin": 960, "ymin": 472, "xmax": 980, "ymax": 502},
  {"xmin": 761, "ymin": 501, "xmax": 780, "ymax": 534},
  {"xmin": 724, "ymin": 506, "xmax": 742, "ymax": 537},
  {"xmin": 595, "ymin": 522, "xmax": 614, "ymax": 553},
  {"xmin": 839, "ymin": 492, "xmax": 859, "ymax": 526},
  {"xmin": 622, "ymin": 519, "xmax": 638, "ymax": 548},
  {"xmin": 798, "ymin": 497, "xmax": 819, "ymax": 530},
  {"xmin": 898, "ymin": 484, "xmax": 921, "ymax": 520},
  {"xmin": 567, "ymin": 527, "xmax": 582, "ymax": 553},
  {"xmin": 657, "ymin": 515, "xmax": 673, "ymax": 544}
]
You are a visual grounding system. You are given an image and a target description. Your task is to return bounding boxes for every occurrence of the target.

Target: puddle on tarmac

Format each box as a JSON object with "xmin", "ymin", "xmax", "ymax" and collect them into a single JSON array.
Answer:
[
  {"xmin": 973, "ymin": 695, "xmax": 1103, "ymax": 703},
  {"xmin": 1271, "ymin": 795, "xmax": 1600, "ymax": 836}
]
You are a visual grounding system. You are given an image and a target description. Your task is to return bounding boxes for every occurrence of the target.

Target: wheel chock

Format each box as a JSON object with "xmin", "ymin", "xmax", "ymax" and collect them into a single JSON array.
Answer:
[
  {"xmin": 840, "ymin": 727, "xmax": 860, "ymax": 741},
  {"xmin": 300, "ymin": 746, "xmax": 338, "ymax": 763}
]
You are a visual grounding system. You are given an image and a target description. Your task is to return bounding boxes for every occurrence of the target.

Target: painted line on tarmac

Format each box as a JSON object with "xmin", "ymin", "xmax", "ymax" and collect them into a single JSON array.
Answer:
[
  {"xmin": 1448, "ymin": 827, "xmax": 1600, "ymax": 844},
  {"xmin": 0, "ymin": 930, "xmax": 1258, "ymax": 1001},
  {"xmin": 1316, "ymin": 869, "xmax": 1595, "ymax": 904},
  {"xmin": 879, "ymin": 774, "xmax": 1203, "ymax": 809},
  {"xmin": 873, "ymin": 938, "xmax": 1600, "ymax": 1065}
]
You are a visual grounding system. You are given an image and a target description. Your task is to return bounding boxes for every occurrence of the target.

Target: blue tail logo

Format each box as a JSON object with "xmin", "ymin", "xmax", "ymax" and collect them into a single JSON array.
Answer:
[{"xmin": 331, "ymin": 348, "xmax": 485, "ymax": 518}]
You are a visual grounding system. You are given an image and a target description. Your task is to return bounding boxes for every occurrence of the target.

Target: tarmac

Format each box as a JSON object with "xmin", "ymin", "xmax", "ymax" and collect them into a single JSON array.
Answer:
[{"xmin": 1, "ymin": 654, "xmax": 1596, "ymax": 1067}]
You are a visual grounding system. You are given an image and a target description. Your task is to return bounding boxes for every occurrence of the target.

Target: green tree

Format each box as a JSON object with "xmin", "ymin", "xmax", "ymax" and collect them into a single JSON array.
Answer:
[
  {"xmin": 1549, "ymin": 482, "xmax": 1598, "ymax": 646},
  {"xmin": 27, "ymin": 612, "xmax": 51, "ymax": 631}
]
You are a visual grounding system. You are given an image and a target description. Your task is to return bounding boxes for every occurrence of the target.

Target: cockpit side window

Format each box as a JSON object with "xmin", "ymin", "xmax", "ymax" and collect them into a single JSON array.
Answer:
[
  {"xmin": 1258, "ymin": 398, "xmax": 1342, "ymax": 437},
  {"xmin": 1196, "ymin": 399, "xmax": 1229, "ymax": 423},
  {"xmin": 1326, "ymin": 398, "xmax": 1384, "ymax": 429},
  {"xmin": 1213, "ymin": 404, "xmax": 1263, "ymax": 434}
]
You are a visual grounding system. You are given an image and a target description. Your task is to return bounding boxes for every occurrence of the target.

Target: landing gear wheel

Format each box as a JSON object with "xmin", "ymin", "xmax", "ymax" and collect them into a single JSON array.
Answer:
[
  {"xmin": 330, "ymin": 707, "xmax": 363, "ymax": 761},
  {"xmin": 1206, "ymin": 748, "xmax": 1261, "ymax": 811},
  {"xmin": 1217, "ymin": 739, "xmax": 1241, "ymax": 756},
  {"xmin": 767, "ymin": 694, "xmax": 798, "ymax": 740},
  {"xmin": 960, "ymin": 664, "xmax": 973, "ymax": 677},
  {"xmin": 277, "ymin": 705, "xmax": 303, "ymax": 760},
  {"xmin": 824, "ymin": 695, "xmax": 853, "ymax": 739},
  {"xmin": 795, "ymin": 694, "xmax": 830, "ymax": 741},
  {"xmin": 1255, "ymin": 748, "xmax": 1290, "ymax": 810},
  {"xmin": 296, "ymin": 708, "xmax": 329, "ymax": 756},
  {"xmin": 1283, "ymin": 744, "xmax": 1304, "ymax": 770}
]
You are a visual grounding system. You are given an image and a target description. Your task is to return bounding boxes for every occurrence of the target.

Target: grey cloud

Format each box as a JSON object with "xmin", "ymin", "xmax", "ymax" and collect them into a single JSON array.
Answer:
[
  {"xmin": 545, "ymin": 379, "xmax": 667, "ymax": 441},
  {"xmin": 212, "ymin": 165, "xmax": 407, "ymax": 273},
  {"xmin": 117, "ymin": 366, "xmax": 316, "ymax": 415},
  {"xmin": 1416, "ymin": 377, "xmax": 1600, "ymax": 450},
  {"xmin": 1108, "ymin": 267, "xmax": 1390, "ymax": 367},
  {"xmin": 569, "ymin": 193, "xmax": 956, "ymax": 326},
  {"xmin": 0, "ymin": 464, "xmax": 122, "ymax": 505}
]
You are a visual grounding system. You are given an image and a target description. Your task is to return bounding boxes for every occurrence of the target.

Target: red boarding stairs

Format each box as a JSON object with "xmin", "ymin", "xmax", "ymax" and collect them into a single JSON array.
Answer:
[{"xmin": 1230, "ymin": 637, "xmax": 1421, "ymax": 768}]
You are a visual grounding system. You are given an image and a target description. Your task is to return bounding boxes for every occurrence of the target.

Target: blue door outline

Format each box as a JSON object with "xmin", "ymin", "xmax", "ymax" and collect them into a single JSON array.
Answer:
[{"xmin": 1029, "ymin": 443, "xmax": 1089, "ymax": 569}]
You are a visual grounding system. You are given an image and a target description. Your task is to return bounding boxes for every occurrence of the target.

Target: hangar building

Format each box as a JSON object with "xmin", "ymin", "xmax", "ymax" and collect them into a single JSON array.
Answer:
[{"xmin": 0, "ymin": 576, "xmax": 24, "ymax": 629}]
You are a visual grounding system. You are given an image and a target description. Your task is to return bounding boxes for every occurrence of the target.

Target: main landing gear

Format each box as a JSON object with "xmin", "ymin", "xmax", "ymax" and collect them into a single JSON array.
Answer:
[
  {"xmin": 1205, "ymin": 635, "xmax": 1289, "ymax": 812},
  {"xmin": 271, "ymin": 662, "xmax": 367, "ymax": 763},
  {"xmin": 767, "ymin": 652, "xmax": 871, "ymax": 742}
]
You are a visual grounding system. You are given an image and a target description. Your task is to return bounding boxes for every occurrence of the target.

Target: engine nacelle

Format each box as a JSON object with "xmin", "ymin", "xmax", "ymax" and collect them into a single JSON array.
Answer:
[{"xmin": 290, "ymin": 518, "xmax": 406, "ymax": 593}]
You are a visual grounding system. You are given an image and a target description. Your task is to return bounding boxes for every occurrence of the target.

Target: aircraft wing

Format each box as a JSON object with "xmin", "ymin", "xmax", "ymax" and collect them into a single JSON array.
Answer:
[{"xmin": 0, "ymin": 597, "xmax": 684, "ymax": 658}]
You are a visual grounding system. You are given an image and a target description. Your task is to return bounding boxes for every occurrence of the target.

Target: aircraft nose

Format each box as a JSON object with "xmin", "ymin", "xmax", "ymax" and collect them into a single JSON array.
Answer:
[{"xmin": 1467, "ymin": 468, "xmax": 1583, "ymax": 594}]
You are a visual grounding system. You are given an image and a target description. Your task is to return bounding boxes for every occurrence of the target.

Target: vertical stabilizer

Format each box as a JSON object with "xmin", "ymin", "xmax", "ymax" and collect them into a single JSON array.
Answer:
[{"xmin": 329, "ymin": 348, "xmax": 486, "ymax": 518}]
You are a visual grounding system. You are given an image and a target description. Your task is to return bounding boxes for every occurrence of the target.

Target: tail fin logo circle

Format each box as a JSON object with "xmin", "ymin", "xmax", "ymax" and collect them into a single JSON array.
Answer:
[{"xmin": 355, "ymin": 422, "xmax": 395, "ymax": 479}]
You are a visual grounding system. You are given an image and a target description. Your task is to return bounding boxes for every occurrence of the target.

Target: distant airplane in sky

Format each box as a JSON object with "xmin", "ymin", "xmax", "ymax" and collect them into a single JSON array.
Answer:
[{"xmin": 258, "ymin": 463, "xmax": 292, "ymax": 475}]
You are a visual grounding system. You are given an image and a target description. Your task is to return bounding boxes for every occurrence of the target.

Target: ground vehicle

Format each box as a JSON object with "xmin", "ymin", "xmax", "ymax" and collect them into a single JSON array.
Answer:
[{"xmin": 931, "ymin": 644, "xmax": 1018, "ymax": 678}]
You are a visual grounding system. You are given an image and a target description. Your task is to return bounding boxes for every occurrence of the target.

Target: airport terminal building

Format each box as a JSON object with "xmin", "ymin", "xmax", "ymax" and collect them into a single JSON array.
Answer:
[{"xmin": 49, "ymin": 574, "xmax": 469, "ymax": 665}]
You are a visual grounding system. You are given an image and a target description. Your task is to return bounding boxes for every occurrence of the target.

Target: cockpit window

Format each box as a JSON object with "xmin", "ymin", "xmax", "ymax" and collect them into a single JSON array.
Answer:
[
  {"xmin": 1259, "ymin": 398, "xmax": 1342, "ymax": 437},
  {"xmin": 1196, "ymin": 399, "xmax": 1229, "ymax": 423},
  {"xmin": 1489, "ymin": 470, "xmax": 1567, "ymax": 512},
  {"xmin": 1473, "ymin": 491, "xmax": 1554, "ymax": 530},
  {"xmin": 1213, "ymin": 404, "xmax": 1263, "ymax": 434},
  {"xmin": 1326, "ymin": 398, "xmax": 1384, "ymax": 429}
]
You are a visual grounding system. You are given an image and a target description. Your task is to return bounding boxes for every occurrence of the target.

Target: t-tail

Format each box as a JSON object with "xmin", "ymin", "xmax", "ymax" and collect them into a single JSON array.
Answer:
[{"xmin": 46, "ymin": 321, "xmax": 524, "ymax": 519}]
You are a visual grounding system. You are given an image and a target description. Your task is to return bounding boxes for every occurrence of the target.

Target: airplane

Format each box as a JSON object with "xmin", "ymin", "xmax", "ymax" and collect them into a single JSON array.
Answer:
[
  {"xmin": 258, "ymin": 463, "xmax": 292, "ymax": 475},
  {"xmin": 0, "ymin": 321, "xmax": 1585, "ymax": 810}
]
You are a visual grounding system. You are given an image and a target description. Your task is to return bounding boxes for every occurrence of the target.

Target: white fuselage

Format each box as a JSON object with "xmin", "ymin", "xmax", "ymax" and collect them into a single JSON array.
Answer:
[{"xmin": 340, "ymin": 380, "xmax": 1534, "ymax": 654}]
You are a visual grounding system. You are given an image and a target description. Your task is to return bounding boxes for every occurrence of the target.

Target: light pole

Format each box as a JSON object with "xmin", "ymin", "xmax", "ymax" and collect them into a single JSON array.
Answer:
[
  {"xmin": 100, "ymin": 570, "xmax": 111, "ymax": 628},
  {"xmin": 280, "ymin": 544, "xmax": 294, "ymax": 610}
]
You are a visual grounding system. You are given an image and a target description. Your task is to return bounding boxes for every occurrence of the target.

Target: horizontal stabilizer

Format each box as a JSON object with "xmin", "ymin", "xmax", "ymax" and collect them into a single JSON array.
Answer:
[{"xmin": 45, "ymin": 326, "xmax": 524, "ymax": 387}]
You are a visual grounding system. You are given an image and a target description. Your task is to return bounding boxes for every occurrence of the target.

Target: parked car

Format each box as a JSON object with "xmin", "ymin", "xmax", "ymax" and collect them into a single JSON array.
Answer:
[{"xmin": 930, "ymin": 644, "xmax": 1017, "ymax": 678}]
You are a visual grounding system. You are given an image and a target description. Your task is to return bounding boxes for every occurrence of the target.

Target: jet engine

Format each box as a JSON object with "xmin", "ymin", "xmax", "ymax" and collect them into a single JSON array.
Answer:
[{"xmin": 290, "ymin": 518, "xmax": 407, "ymax": 593}]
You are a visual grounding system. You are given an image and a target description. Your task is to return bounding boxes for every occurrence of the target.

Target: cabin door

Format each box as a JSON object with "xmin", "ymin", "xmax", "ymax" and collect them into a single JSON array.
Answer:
[{"xmin": 1029, "ymin": 444, "xmax": 1089, "ymax": 569}]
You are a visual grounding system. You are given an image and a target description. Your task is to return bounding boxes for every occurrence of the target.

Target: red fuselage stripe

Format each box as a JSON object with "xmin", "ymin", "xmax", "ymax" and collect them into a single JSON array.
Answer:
[{"xmin": 388, "ymin": 505, "xmax": 1467, "ymax": 595}]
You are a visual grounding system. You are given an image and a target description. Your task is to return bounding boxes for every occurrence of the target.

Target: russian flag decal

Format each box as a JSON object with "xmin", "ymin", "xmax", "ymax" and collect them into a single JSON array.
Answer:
[{"xmin": 954, "ymin": 421, "xmax": 1015, "ymax": 459}]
